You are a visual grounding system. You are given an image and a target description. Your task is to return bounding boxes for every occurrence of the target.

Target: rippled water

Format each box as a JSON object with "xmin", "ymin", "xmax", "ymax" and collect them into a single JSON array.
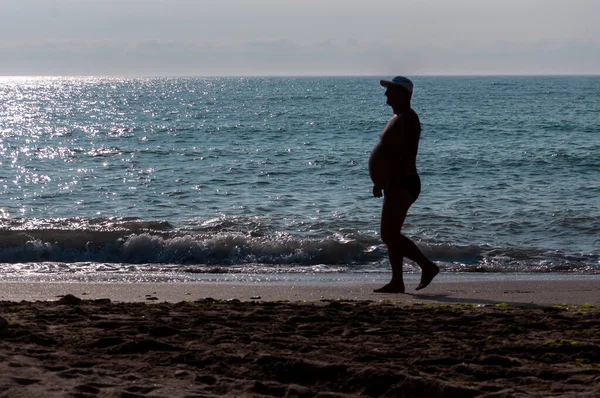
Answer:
[{"xmin": 0, "ymin": 76, "xmax": 598, "ymax": 279}]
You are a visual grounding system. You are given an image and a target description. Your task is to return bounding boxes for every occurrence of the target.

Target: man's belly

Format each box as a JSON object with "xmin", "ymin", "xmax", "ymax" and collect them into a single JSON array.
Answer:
[{"xmin": 368, "ymin": 143, "xmax": 389, "ymax": 188}]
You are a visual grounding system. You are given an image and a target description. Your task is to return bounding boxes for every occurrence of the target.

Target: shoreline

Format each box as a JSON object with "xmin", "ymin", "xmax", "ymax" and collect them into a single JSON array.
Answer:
[{"xmin": 2, "ymin": 273, "xmax": 599, "ymax": 306}]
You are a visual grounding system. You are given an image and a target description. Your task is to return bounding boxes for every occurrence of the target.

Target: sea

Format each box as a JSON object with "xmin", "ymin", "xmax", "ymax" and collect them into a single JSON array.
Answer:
[{"xmin": 0, "ymin": 75, "xmax": 598, "ymax": 283}]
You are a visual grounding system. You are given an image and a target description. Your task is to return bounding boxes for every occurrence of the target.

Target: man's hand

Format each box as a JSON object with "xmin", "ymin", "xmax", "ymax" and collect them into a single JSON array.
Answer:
[{"xmin": 373, "ymin": 185, "xmax": 383, "ymax": 198}]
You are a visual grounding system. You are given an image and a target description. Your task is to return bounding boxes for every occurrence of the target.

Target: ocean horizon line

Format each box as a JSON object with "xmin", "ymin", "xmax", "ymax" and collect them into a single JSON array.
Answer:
[{"xmin": 2, "ymin": 73, "xmax": 600, "ymax": 79}]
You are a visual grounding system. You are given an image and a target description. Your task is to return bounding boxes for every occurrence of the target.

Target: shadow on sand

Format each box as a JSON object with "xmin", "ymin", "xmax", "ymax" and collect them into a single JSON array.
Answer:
[{"xmin": 406, "ymin": 293, "xmax": 540, "ymax": 308}]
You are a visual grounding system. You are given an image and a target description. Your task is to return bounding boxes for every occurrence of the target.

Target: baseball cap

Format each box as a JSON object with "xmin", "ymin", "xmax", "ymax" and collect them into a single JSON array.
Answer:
[{"xmin": 380, "ymin": 76, "xmax": 413, "ymax": 94}]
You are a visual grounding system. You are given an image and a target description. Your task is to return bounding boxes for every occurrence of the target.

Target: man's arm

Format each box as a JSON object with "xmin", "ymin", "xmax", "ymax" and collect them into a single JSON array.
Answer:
[{"xmin": 373, "ymin": 185, "xmax": 383, "ymax": 198}]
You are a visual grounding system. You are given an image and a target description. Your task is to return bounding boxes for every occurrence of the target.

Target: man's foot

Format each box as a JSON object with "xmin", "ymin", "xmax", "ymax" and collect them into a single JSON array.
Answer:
[
  {"xmin": 374, "ymin": 282, "xmax": 405, "ymax": 294},
  {"xmin": 415, "ymin": 263, "xmax": 439, "ymax": 291}
]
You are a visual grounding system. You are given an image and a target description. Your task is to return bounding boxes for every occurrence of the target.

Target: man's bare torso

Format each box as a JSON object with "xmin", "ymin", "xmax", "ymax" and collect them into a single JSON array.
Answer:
[{"xmin": 368, "ymin": 110, "xmax": 420, "ymax": 190}]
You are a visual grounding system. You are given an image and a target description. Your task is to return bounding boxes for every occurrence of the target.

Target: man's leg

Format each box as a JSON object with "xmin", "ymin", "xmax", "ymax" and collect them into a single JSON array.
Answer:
[
  {"xmin": 374, "ymin": 190, "xmax": 439, "ymax": 293},
  {"xmin": 374, "ymin": 193, "xmax": 410, "ymax": 293},
  {"xmin": 398, "ymin": 235, "xmax": 439, "ymax": 290}
]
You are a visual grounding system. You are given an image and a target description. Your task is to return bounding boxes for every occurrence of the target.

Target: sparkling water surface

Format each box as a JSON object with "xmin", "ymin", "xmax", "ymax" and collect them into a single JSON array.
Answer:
[{"xmin": 0, "ymin": 76, "xmax": 598, "ymax": 279}]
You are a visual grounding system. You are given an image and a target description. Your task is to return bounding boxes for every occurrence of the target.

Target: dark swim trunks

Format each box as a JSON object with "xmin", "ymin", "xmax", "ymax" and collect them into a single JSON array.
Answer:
[{"xmin": 384, "ymin": 174, "xmax": 421, "ymax": 202}]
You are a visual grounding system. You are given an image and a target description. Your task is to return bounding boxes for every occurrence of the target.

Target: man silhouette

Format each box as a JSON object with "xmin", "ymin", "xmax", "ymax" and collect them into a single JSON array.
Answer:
[{"xmin": 368, "ymin": 76, "xmax": 439, "ymax": 293}]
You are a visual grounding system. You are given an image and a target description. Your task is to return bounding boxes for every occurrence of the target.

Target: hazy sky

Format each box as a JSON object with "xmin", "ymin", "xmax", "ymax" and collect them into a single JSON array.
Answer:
[{"xmin": 2, "ymin": 0, "xmax": 599, "ymax": 76}]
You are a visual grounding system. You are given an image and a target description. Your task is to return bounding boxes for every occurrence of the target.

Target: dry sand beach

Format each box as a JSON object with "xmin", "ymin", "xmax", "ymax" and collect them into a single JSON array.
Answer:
[{"xmin": 1, "ymin": 277, "xmax": 600, "ymax": 397}]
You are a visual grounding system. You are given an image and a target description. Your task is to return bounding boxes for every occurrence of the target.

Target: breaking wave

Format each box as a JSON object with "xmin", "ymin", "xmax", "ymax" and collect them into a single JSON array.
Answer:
[{"xmin": 0, "ymin": 217, "xmax": 598, "ymax": 275}]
